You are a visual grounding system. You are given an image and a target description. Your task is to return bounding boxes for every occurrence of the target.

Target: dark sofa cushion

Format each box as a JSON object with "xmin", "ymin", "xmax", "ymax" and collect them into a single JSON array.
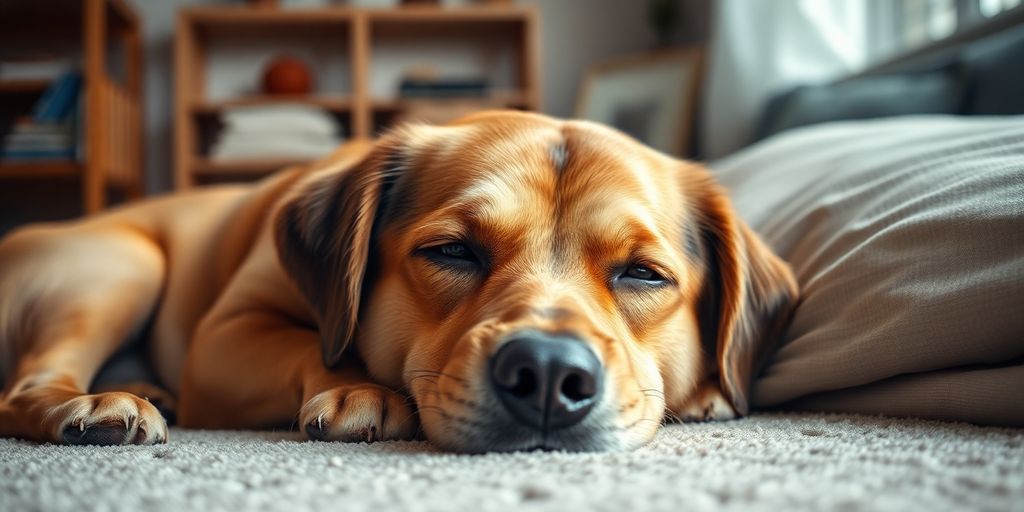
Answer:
[
  {"xmin": 755, "ymin": 24, "xmax": 1024, "ymax": 143},
  {"xmin": 963, "ymin": 25, "xmax": 1024, "ymax": 114},
  {"xmin": 757, "ymin": 68, "xmax": 963, "ymax": 139}
]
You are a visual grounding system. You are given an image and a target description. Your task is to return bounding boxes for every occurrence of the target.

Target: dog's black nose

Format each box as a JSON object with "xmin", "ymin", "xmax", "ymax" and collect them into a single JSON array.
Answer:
[{"xmin": 489, "ymin": 332, "xmax": 602, "ymax": 431}]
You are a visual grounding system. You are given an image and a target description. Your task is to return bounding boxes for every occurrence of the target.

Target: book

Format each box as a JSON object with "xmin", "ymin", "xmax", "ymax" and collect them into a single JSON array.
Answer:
[{"xmin": 31, "ymin": 72, "xmax": 82, "ymax": 124}]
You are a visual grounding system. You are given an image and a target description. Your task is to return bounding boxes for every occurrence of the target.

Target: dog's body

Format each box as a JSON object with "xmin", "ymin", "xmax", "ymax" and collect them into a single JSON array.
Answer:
[{"xmin": 0, "ymin": 112, "xmax": 796, "ymax": 452}]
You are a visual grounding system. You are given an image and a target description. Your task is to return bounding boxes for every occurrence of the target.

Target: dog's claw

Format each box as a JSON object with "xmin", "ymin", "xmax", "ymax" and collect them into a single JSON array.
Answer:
[{"xmin": 306, "ymin": 419, "xmax": 329, "ymax": 441}]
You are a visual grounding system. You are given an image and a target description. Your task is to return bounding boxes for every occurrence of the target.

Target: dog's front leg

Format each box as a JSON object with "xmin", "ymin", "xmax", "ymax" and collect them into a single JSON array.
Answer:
[{"xmin": 177, "ymin": 311, "xmax": 417, "ymax": 442}]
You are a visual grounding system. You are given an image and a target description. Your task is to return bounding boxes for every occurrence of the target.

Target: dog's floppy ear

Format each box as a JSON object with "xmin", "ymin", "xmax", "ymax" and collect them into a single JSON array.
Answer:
[
  {"xmin": 691, "ymin": 170, "xmax": 798, "ymax": 416},
  {"xmin": 274, "ymin": 136, "xmax": 407, "ymax": 368}
]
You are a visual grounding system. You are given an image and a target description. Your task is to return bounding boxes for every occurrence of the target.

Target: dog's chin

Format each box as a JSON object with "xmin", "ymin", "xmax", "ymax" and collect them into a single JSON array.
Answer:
[{"xmin": 418, "ymin": 402, "xmax": 652, "ymax": 454}]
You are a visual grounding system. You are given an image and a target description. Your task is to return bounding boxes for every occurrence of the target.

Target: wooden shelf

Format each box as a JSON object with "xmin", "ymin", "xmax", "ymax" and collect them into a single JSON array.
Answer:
[
  {"xmin": 192, "ymin": 95, "xmax": 353, "ymax": 114},
  {"xmin": 193, "ymin": 157, "xmax": 311, "ymax": 177},
  {"xmin": 176, "ymin": 5, "xmax": 540, "ymax": 189},
  {"xmin": 0, "ymin": 79, "xmax": 51, "ymax": 94},
  {"xmin": 0, "ymin": 161, "xmax": 82, "ymax": 179},
  {"xmin": 0, "ymin": 0, "xmax": 143, "ymax": 215}
]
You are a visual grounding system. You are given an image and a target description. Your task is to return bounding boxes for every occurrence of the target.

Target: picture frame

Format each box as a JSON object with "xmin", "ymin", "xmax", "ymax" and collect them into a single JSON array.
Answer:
[{"xmin": 575, "ymin": 48, "xmax": 704, "ymax": 157}]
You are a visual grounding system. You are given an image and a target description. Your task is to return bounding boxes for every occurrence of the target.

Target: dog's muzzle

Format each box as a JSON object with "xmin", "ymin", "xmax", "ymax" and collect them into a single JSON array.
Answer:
[{"xmin": 489, "ymin": 331, "xmax": 603, "ymax": 432}]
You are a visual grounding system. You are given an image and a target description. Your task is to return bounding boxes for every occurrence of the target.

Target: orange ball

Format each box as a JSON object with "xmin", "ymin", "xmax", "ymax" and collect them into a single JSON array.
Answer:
[{"xmin": 261, "ymin": 56, "xmax": 313, "ymax": 95}]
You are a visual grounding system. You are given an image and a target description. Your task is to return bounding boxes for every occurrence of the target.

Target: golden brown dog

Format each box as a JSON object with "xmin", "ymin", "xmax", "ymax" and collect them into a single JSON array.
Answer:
[{"xmin": 0, "ymin": 111, "xmax": 796, "ymax": 452}]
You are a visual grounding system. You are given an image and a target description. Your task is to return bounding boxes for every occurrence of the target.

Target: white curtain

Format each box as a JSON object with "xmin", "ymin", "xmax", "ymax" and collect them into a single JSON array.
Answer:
[{"xmin": 701, "ymin": 0, "xmax": 878, "ymax": 159}]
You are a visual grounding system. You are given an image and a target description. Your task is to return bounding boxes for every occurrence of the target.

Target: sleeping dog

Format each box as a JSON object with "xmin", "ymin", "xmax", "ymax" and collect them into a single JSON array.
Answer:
[{"xmin": 0, "ymin": 111, "xmax": 797, "ymax": 452}]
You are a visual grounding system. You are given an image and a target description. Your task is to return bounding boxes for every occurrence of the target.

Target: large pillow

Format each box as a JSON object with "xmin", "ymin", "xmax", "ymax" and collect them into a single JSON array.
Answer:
[{"xmin": 714, "ymin": 115, "xmax": 1024, "ymax": 426}]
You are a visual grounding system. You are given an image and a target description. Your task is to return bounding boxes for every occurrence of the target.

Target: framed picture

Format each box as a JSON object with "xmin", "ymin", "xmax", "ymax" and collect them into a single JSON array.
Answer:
[{"xmin": 575, "ymin": 48, "xmax": 703, "ymax": 156}]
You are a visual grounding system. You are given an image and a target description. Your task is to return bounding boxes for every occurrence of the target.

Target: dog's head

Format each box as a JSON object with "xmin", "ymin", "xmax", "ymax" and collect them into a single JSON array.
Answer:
[{"xmin": 276, "ymin": 111, "xmax": 797, "ymax": 452}]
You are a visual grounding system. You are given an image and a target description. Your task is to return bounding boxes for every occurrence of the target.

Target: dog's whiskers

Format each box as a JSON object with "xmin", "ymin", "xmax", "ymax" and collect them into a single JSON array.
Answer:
[{"xmin": 662, "ymin": 410, "xmax": 684, "ymax": 424}]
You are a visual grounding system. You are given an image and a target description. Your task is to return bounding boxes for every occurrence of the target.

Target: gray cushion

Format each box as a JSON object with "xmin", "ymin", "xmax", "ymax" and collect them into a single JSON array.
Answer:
[{"xmin": 714, "ymin": 115, "xmax": 1024, "ymax": 426}]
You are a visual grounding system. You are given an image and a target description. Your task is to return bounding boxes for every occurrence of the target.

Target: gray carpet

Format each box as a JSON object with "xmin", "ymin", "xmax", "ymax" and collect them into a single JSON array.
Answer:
[{"xmin": 1, "ymin": 413, "xmax": 1022, "ymax": 512}]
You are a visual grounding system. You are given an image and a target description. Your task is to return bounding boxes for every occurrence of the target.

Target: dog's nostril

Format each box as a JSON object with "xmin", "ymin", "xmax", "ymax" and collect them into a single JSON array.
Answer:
[
  {"xmin": 509, "ymin": 367, "xmax": 538, "ymax": 398},
  {"xmin": 560, "ymin": 372, "xmax": 594, "ymax": 402}
]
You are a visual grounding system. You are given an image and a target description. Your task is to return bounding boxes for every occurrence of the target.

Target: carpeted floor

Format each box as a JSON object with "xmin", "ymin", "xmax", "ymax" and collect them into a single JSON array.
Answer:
[{"xmin": 1, "ymin": 413, "xmax": 1022, "ymax": 512}]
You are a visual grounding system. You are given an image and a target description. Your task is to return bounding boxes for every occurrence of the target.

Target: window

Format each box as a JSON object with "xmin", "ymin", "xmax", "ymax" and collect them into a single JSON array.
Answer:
[
  {"xmin": 980, "ymin": 0, "xmax": 1023, "ymax": 17},
  {"xmin": 894, "ymin": 0, "xmax": 1022, "ymax": 52}
]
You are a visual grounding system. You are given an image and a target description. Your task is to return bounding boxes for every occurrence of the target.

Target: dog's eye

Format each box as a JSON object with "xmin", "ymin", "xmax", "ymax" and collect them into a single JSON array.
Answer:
[
  {"xmin": 620, "ymin": 264, "xmax": 666, "ymax": 284},
  {"xmin": 421, "ymin": 242, "xmax": 481, "ymax": 270},
  {"xmin": 441, "ymin": 243, "xmax": 469, "ymax": 258}
]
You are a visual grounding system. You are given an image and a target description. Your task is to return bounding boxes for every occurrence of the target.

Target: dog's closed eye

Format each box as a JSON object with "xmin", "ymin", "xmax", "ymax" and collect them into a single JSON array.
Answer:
[
  {"xmin": 418, "ymin": 242, "xmax": 485, "ymax": 272},
  {"xmin": 614, "ymin": 262, "xmax": 671, "ymax": 289}
]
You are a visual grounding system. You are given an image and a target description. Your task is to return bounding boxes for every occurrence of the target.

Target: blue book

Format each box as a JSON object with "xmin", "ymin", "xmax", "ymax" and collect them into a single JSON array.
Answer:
[{"xmin": 31, "ymin": 71, "xmax": 82, "ymax": 124}]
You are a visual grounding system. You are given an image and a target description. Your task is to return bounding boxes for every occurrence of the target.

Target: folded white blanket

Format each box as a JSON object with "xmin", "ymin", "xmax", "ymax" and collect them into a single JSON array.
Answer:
[
  {"xmin": 222, "ymin": 104, "xmax": 339, "ymax": 136},
  {"xmin": 212, "ymin": 104, "xmax": 343, "ymax": 161},
  {"xmin": 211, "ymin": 133, "xmax": 340, "ymax": 161}
]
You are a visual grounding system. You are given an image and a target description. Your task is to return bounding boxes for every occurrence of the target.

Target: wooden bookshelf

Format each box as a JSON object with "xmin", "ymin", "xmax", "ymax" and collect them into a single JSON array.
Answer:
[
  {"xmin": 175, "ymin": 5, "xmax": 541, "ymax": 189},
  {"xmin": 0, "ymin": 0, "xmax": 144, "ymax": 214}
]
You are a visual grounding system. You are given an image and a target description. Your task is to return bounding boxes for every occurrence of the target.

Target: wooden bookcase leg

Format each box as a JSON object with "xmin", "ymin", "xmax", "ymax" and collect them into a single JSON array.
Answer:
[
  {"xmin": 175, "ymin": 13, "xmax": 196, "ymax": 190},
  {"xmin": 523, "ymin": 7, "xmax": 542, "ymax": 111},
  {"xmin": 126, "ymin": 24, "xmax": 145, "ymax": 199},
  {"xmin": 84, "ymin": 0, "xmax": 108, "ymax": 214},
  {"xmin": 351, "ymin": 12, "xmax": 371, "ymax": 140}
]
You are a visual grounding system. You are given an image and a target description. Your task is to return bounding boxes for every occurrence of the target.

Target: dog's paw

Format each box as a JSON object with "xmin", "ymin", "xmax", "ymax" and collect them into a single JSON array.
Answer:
[
  {"xmin": 676, "ymin": 380, "xmax": 737, "ymax": 422},
  {"xmin": 300, "ymin": 384, "xmax": 417, "ymax": 443},
  {"xmin": 93, "ymin": 381, "xmax": 178, "ymax": 424},
  {"xmin": 53, "ymin": 392, "xmax": 169, "ymax": 445}
]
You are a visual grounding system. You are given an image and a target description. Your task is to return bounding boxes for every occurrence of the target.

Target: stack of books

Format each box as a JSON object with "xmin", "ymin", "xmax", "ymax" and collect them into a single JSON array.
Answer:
[
  {"xmin": 210, "ymin": 104, "xmax": 343, "ymax": 161},
  {"xmin": 396, "ymin": 67, "xmax": 490, "ymax": 99},
  {"xmin": 398, "ymin": 77, "xmax": 490, "ymax": 99},
  {"xmin": 1, "ymin": 71, "xmax": 82, "ymax": 162}
]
